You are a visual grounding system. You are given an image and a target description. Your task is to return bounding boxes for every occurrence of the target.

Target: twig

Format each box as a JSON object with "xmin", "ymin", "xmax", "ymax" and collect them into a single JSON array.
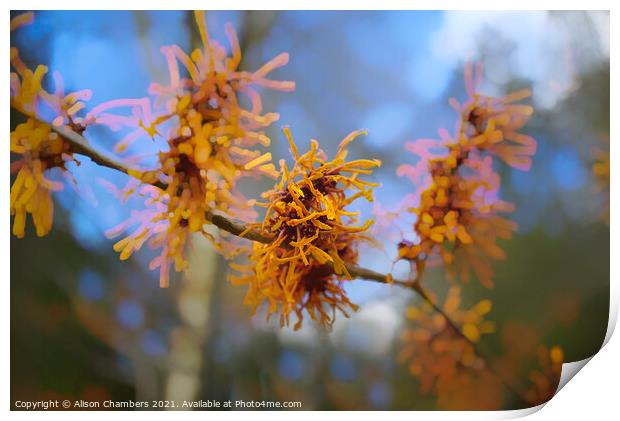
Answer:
[{"xmin": 55, "ymin": 124, "xmax": 134, "ymax": 177}]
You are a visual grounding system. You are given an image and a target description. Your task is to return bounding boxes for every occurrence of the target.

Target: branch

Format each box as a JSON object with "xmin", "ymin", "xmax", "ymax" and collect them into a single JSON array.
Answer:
[
  {"xmin": 53, "ymin": 124, "xmax": 135, "ymax": 177},
  {"xmin": 23, "ymin": 116, "xmax": 527, "ymax": 406}
]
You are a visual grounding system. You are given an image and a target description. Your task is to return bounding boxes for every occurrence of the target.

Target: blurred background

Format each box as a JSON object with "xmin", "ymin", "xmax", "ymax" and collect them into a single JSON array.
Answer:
[{"xmin": 11, "ymin": 10, "xmax": 609, "ymax": 410}]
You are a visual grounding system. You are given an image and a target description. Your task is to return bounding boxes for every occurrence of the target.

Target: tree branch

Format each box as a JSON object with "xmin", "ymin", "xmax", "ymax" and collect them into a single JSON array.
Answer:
[
  {"xmin": 48, "ymin": 121, "xmax": 413, "ymax": 287},
  {"xmin": 55, "ymin": 124, "xmax": 136, "ymax": 177}
]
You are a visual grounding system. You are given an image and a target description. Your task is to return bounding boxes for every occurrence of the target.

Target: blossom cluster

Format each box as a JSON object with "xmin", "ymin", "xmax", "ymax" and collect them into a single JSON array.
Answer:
[
  {"xmin": 398, "ymin": 286, "xmax": 495, "ymax": 397},
  {"xmin": 10, "ymin": 13, "xmax": 94, "ymax": 238},
  {"xmin": 231, "ymin": 128, "xmax": 381, "ymax": 329},
  {"xmin": 105, "ymin": 11, "xmax": 294, "ymax": 287}
]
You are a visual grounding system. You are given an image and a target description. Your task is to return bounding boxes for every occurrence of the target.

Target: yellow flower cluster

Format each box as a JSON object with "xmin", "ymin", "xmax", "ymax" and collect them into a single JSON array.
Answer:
[
  {"xmin": 398, "ymin": 286, "xmax": 495, "ymax": 396},
  {"xmin": 524, "ymin": 345, "xmax": 564, "ymax": 406},
  {"xmin": 398, "ymin": 149, "xmax": 517, "ymax": 287},
  {"xmin": 107, "ymin": 11, "xmax": 294, "ymax": 287},
  {"xmin": 231, "ymin": 128, "xmax": 381, "ymax": 329},
  {"xmin": 10, "ymin": 12, "xmax": 93, "ymax": 238},
  {"xmin": 397, "ymin": 62, "xmax": 536, "ymax": 288},
  {"xmin": 453, "ymin": 62, "xmax": 537, "ymax": 171}
]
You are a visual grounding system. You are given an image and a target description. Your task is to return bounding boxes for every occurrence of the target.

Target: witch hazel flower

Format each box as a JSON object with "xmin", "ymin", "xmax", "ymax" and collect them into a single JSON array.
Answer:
[{"xmin": 106, "ymin": 12, "xmax": 294, "ymax": 287}]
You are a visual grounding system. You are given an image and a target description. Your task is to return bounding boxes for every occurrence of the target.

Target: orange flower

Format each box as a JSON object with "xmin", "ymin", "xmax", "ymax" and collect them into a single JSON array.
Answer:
[
  {"xmin": 107, "ymin": 12, "xmax": 294, "ymax": 287},
  {"xmin": 452, "ymin": 61, "xmax": 537, "ymax": 171},
  {"xmin": 398, "ymin": 286, "xmax": 495, "ymax": 397},
  {"xmin": 397, "ymin": 62, "xmax": 536, "ymax": 287},
  {"xmin": 231, "ymin": 128, "xmax": 381, "ymax": 329},
  {"xmin": 398, "ymin": 145, "xmax": 517, "ymax": 287},
  {"xmin": 10, "ymin": 118, "xmax": 66, "ymax": 238},
  {"xmin": 10, "ymin": 13, "xmax": 94, "ymax": 238},
  {"xmin": 141, "ymin": 10, "xmax": 294, "ymax": 173}
]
